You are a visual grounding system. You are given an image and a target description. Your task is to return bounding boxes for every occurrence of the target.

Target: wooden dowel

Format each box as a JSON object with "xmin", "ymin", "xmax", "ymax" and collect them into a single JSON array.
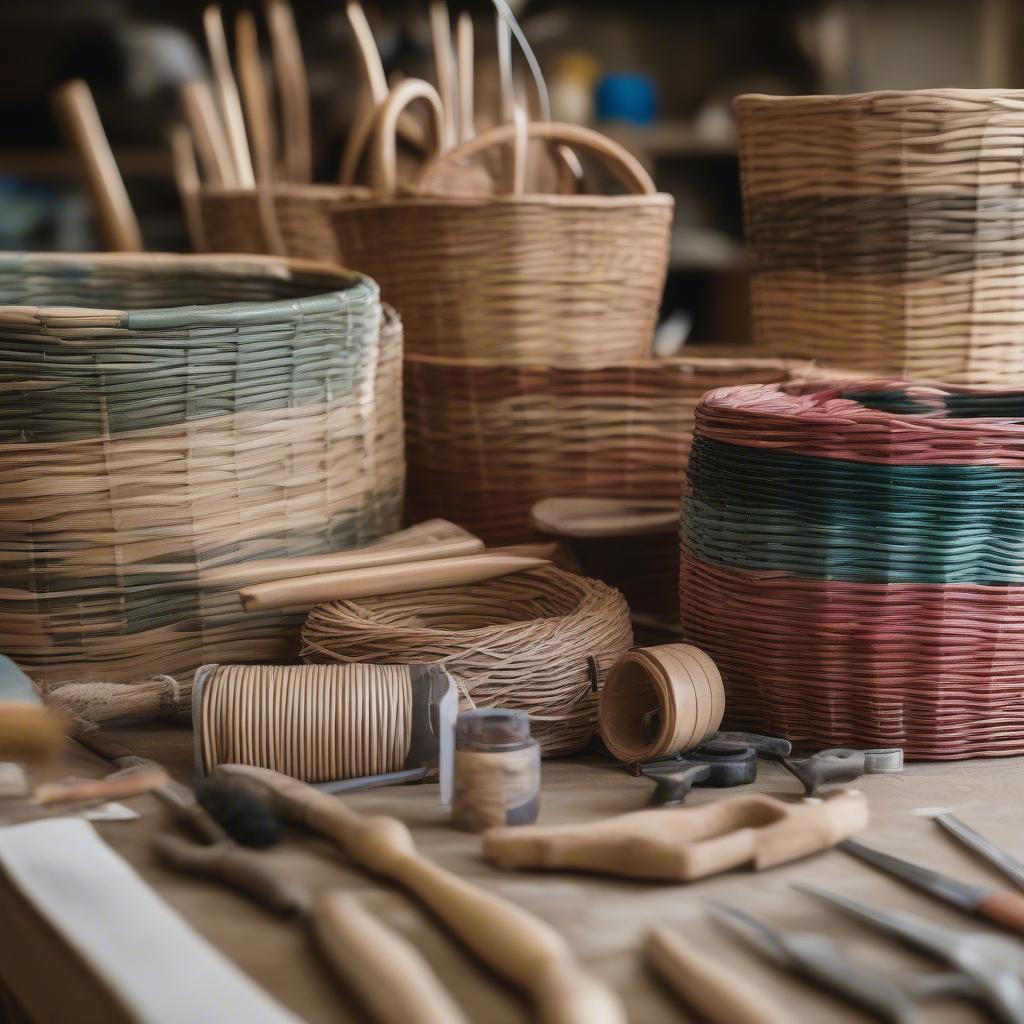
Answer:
[
  {"xmin": 456, "ymin": 12, "xmax": 474, "ymax": 142},
  {"xmin": 235, "ymin": 9, "xmax": 277, "ymax": 185},
  {"xmin": 168, "ymin": 125, "xmax": 207, "ymax": 251},
  {"xmin": 181, "ymin": 80, "xmax": 237, "ymax": 186},
  {"xmin": 429, "ymin": 3, "xmax": 456, "ymax": 149},
  {"xmin": 51, "ymin": 79, "xmax": 143, "ymax": 252},
  {"xmin": 203, "ymin": 4, "xmax": 256, "ymax": 188},
  {"xmin": 265, "ymin": 0, "xmax": 312, "ymax": 182}
]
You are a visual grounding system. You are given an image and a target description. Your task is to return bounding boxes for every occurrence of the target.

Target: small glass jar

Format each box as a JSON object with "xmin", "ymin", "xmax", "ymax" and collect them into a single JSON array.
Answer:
[{"xmin": 451, "ymin": 709, "xmax": 540, "ymax": 833}]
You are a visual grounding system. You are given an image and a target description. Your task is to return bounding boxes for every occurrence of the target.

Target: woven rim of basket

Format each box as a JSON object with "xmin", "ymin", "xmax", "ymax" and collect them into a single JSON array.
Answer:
[
  {"xmin": 332, "ymin": 191, "xmax": 675, "ymax": 212},
  {"xmin": 0, "ymin": 252, "xmax": 374, "ymax": 323},
  {"xmin": 734, "ymin": 88, "xmax": 1024, "ymax": 110},
  {"xmin": 199, "ymin": 183, "xmax": 374, "ymax": 200},
  {"xmin": 404, "ymin": 351, "xmax": 810, "ymax": 374}
]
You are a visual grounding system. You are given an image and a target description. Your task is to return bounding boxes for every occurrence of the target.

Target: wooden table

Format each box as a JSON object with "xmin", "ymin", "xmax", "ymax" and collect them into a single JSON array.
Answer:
[{"xmin": 0, "ymin": 725, "xmax": 1018, "ymax": 1023}]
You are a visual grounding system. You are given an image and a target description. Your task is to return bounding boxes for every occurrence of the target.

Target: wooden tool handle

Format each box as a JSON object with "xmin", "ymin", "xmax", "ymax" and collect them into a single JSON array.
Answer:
[
  {"xmin": 416, "ymin": 120, "xmax": 657, "ymax": 196},
  {"xmin": 154, "ymin": 834, "xmax": 305, "ymax": 915},
  {"xmin": 35, "ymin": 766, "xmax": 169, "ymax": 806},
  {"xmin": 978, "ymin": 890, "xmax": 1024, "ymax": 936},
  {"xmin": 310, "ymin": 892, "xmax": 467, "ymax": 1024},
  {"xmin": 51, "ymin": 79, "xmax": 143, "ymax": 252},
  {"xmin": 218, "ymin": 765, "xmax": 625, "ymax": 1024},
  {"xmin": 372, "ymin": 78, "xmax": 446, "ymax": 195},
  {"xmin": 646, "ymin": 927, "xmax": 796, "ymax": 1024},
  {"xmin": 0, "ymin": 703, "xmax": 66, "ymax": 761},
  {"xmin": 238, "ymin": 554, "xmax": 548, "ymax": 612}
]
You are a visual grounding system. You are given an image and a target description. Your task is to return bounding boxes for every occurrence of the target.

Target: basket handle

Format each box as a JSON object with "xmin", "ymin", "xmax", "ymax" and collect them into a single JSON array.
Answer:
[
  {"xmin": 415, "ymin": 120, "xmax": 657, "ymax": 196},
  {"xmin": 371, "ymin": 78, "xmax": 446, "ymax": 196}
]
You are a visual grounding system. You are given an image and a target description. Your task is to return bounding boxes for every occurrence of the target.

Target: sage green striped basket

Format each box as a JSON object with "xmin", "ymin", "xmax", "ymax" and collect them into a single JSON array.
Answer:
[{"xmin": 0, "ymin": 252, "xmax": 404, "ymax": 683}]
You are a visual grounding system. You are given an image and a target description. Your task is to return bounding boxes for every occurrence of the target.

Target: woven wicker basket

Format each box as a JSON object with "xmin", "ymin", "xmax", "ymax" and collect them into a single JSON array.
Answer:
[
  {"xmin": 332, "ymin": 118, "xmax": 674, "ymax": 365},
  {"xmin": 405, "ymin": 351, "xmax": 804, "ymax": 620},
  {"xmin": 301, "ymin": 566, "xmax": 634, "ymax": 756},
  {"xmin": 735, "ymin": 89, "xmax": 1024, "ymax": 384},
  {"xmin": 681, "ymin": 379, "xmax": 1024, "ymax": 759},
  {"xmin": 0, "ymin": 252, "xmax": 403, "ymax": 683}
]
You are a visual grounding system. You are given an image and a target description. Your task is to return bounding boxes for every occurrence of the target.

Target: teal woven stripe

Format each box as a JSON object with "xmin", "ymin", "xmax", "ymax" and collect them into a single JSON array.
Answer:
[
  {"xmin": 840, "ymin": 387, "xmax": 1024, "ymax": 418},
  {"xmin": 682, "ymin": 437, "xmax": 1024, "ymax": 584}
]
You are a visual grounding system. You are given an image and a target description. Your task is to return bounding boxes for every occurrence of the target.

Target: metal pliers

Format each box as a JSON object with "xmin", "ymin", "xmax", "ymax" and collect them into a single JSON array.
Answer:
[{"xmin": 712, "ymin": 885, "xmax": 1024, "ymax": 1024}]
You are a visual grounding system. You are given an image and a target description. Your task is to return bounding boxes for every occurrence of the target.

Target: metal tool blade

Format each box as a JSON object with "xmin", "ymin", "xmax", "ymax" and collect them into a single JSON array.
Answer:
[
  {"xmin": 840, "ymin": 839, "xmax": 993, "ymax": 914},
  {"xmin": 708, "ymin": 901, "xmax": 792, "ymax": 967},
  {"xmin": 935, "ymin": 814, "xmax": 1024, "ymax": 893}
]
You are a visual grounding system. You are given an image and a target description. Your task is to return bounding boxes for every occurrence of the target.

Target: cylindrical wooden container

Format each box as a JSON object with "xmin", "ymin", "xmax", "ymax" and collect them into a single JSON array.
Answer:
[
  {"xmin": 735, "ymin": 89, "xmax": 1024, "ymax": 384},
  {"xmin": 681, "ymin": 379, "xmax": 1024, "ymax": 759},
  {"xmin": 599, "ymin": 644, "xmax": 725, "ymax": 763},
  {"xmin": 0, "ymin": 253, "xmax": 403, "ymax": 683}
]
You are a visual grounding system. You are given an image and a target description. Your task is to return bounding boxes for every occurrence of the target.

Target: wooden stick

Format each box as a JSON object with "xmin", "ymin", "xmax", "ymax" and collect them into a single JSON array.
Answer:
[
  {"xmin": 218, "ymin": 765, "xmax": 627, "ymax": 1024},
  {"xmin": 238, "ymin": 553, "xmax": 549, "ymax": 612},
  {"xmin": 51, "ymin": 79, "xmax": 143, "ymax": 252},
  {"xmin": 429, "ymin": 3, "xmax": 456, "ymax": 149},
  {"xmin": 265, "ymin": 0, "xmax": 312, "ymax": 182},
  {"xmin": 169, "ymin": 125, "xmax": 207, "ymax": 251},
  {"xmin": 346, "ymin": 1, "xmax": 388, "ymax": 105},
  {"xmin": 35, "ymin": 766, "xmax": 170, "ymax": 806},
  {"xmin": 235, "ymin": 9, "xmax": 277, "ymax": 185},
  {"xmin": 181, "ymin": 80, "xmax": 237, "ymax": 186},
  {"xmin": 456, "ymin": 12, "xmax": 474, "ymax": 143},
  {"xmin": 203, "ymin": 5, "xmax": 255, "ymax": 187}
]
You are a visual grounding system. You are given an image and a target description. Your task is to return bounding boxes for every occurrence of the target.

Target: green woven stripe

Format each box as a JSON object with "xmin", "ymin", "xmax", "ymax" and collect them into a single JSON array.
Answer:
[
  {"xmin": 0, "ymin": 259, "xmax": 380, "ymax": 442},
  {"xmin": 682, "ymin": 437, "xmax": 1024, "ymax": 584},
  {"xmin": 840, "ymin": 387, "xmax": 1024, "ymax": 418}
]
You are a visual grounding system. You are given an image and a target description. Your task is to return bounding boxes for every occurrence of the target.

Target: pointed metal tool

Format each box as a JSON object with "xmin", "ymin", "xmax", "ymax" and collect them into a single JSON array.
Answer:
[
  {"xmin": 797, "ymin": 884, "xmax": 1024, "ymax": 1024},
  {"xmin": 935, "ymin": 814, "xmax": 1024, "ymax": 893},
  {"xmin": 709, "ymin": 901, "xmax": 919, "ymax": 1024},
  {"xmin": 840, "ymin": 838, "xmax": 1024, "ymax": 936}
]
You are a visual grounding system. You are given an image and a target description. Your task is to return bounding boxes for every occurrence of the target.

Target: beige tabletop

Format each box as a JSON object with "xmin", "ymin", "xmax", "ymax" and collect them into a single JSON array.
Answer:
[{"xmin": 0, "ymin": 725, "xmax": 1020, "ymax": 1024}]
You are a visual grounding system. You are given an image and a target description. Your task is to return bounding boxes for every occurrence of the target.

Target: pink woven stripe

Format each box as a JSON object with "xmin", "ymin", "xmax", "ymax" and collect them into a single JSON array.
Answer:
[
  {"xmin": 696, "ymin": 380, "xmax": 1024, "ymax": 467},
  {"xmin": 679, "ymin": 551, "xmax": 1024, "ymax": 759}
]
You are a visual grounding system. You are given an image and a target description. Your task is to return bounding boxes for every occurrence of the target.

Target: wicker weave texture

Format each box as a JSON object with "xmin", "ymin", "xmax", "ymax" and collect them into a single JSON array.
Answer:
[
  {"xmin": 301, "ymin": 566, "xmax": 634, "ymax": 756},
  {"xmin": 332, "ymin": 194, "xmax": 673, "ymax": 365},
  {"xmin": 0, "ymin": 253, "xmax": 404, "ymax": 683},
  {"xmin": 735, "ymin": 90, "xmax": 1024, "ymax": 384},
  {"xmin": 680, "ymin": 379, "xmax": 1024, "ymax": 758}
]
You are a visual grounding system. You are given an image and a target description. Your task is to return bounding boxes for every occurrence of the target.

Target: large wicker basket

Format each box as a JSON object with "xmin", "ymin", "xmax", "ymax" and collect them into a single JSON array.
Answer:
[
  {"xmin": 405, "ymin": 351, "xmax": 803, "ymax": 620},
  {"xmin": 680, "ymin": 379, "xmax": 1024, "ymax": 759},
  {"xmin": 0, "ymin": 253, "xmax": 403, "ymax": 683},
  {"xmin": 333, "ymin": 118, "xmax": 675, "ymax": 366},
  {"xmin": 735, "ymin": 89, "xmax": 1024, "ymax": 384}
]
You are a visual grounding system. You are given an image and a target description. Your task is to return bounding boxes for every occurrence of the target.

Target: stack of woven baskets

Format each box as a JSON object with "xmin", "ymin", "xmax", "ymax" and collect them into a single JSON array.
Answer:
[{"xmin": 0, "ymin": 253, "xmax": 403, "ymax": 683}]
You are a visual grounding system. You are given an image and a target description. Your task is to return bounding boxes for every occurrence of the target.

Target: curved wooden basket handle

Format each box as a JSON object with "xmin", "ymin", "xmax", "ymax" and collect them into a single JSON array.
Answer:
[
  {"xmin": 371, "ymin": 78, "xmax": 446, "ymax": 195},
  {"xmin": 416, "ymin": 120, "xmax": 656, "ymax": 196}
]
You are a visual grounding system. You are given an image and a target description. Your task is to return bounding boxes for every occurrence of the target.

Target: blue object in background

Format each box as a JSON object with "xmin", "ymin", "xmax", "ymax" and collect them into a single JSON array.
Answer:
[{"xmin": 596, "ymin": 73, "xmax": 658, "ymax": 125}]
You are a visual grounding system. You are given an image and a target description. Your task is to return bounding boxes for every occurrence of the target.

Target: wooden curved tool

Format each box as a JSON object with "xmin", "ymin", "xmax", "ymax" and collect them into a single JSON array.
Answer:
[
  {"xmin": 217, "ymin": 765, "xmax": 626, "ymax": 1024},
  {"xmin": 483, "ymin": 792, "xmax": 869, "ymax": 882}
]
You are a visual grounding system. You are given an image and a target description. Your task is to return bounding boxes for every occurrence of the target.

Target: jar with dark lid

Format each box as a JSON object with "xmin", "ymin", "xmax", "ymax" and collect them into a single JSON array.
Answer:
[{"xmin": 452, "ymin": 709, "xmax": 540, "ymax": 832}]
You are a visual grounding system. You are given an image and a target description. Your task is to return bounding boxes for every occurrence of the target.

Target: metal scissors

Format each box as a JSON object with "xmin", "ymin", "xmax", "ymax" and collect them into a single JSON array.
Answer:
[{"xmin": 712, "ymin": 885, "xmax": 1024, "ymax": 1024}]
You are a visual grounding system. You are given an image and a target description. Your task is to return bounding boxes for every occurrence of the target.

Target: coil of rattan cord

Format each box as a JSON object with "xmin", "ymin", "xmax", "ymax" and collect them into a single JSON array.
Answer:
[
  {"xmin": 193, "ymin": 662, "xmax": 456, "ymax": 783},
  {"xmin": 300, "ymin": 566, "xmax": 633, "ymax": 756},
  {"xmin": 598, "ymin": 644, "xmax": 725, "ymax": 764}
]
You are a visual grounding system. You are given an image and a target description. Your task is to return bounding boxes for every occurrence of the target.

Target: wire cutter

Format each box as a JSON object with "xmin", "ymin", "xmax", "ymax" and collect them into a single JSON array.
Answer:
[{"xmin": 712, "ymin": 886, "xmax": 1024, "ymax": 1024}]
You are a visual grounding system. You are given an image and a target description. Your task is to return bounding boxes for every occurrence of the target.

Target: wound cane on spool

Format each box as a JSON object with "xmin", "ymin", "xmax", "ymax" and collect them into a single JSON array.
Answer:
[{"xmin": 598, "ymin": 644, "xmax": 725, "ymax": 764}]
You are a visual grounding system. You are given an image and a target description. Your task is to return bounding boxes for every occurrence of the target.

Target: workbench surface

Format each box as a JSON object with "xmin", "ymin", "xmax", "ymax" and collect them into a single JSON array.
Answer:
[{"xmin": 1, "ymin": 726, "xmax": 1019, "ymax": 1024}]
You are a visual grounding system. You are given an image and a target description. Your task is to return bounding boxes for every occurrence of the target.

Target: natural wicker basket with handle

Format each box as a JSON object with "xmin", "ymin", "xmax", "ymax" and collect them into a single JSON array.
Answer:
[
  {"xmin": 0, "ymin": 252, "xmax": 403, "ymax": 683},
  {"xmin": 735, "ymin": 89, "xmax": 1024, "ymax": 384}
]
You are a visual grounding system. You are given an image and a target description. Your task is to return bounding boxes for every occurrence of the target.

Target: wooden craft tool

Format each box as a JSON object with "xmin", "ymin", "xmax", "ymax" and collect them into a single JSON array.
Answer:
[
  {"xmin": 935, "ymin": 813, "xmax": 1024, "ymax": 892},
  {"xmin": 798, "ymin": 885, "xmax": 1024, "ymax": 1023},
  {"xmin": 51, "ymin": 79, "xmax": 143, "ymax": 252},
  {"xmin": 0, "ymin": 655, "xmax": 65, "ymax": 762},
  {"xmin": 217, "ymin": 764, "xmax": 626, "ymax": 1024},
  {"xmin": 645, "ymin": 927, "xmax": 796, "ymax": 1024},
  {"xmin": 35, "ymin": 766, "xmax": 170, "ymax": 807},
  {"xmin": 483, "ymin": 791, "xmax": 869, "ymax": 882},
  {"xmin": 841, "ymin": 839, "xmax": 1024, "ymax": 936},
  {"xmin": 265, "ymin": 0, "xmax": 312, "ymax": 181},
  {"xmin": 238, "ymin": 553, "xmax": 549, "ymax": 612}
]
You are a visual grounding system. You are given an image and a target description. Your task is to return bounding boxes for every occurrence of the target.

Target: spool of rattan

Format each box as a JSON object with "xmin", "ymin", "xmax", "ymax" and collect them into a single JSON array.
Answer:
[
  {"xmin": 598, "ymin": 645, "xmax": 725, "ymax": 764},
  {"xmin": 300, "ymin": 566, "xmax": 633, "ymax": 756},
  {"xmin": 735, "ymin": 89, "xmax": 1024, "ymax": 384},
  {"xmin": 0, "ymin": 253, "xmax": 403, "ymax": 684},
  {"xmin": 193, "ymin": 662, "xmax": 457, "ymax": 784}
]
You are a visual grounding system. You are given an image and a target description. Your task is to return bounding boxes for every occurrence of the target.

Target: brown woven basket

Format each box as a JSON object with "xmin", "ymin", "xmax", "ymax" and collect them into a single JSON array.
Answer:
[
  {"xmin": 332, "ymin": 116, "xmax": 674, "ymax": 365},
  {"xmin": 301, "ymin": 566, "xmax": 634, "ymax": 756},
  {"xmin": 0, "ymin": 252, "xmax": 403, "ymax": 684},
  {"xmin": 404, "ymin": 351, "xmax": 805, "ymax": 620},
  {"xmin": 736, "ymin": 89, "xmax": 1024, "ymax": 384}
]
